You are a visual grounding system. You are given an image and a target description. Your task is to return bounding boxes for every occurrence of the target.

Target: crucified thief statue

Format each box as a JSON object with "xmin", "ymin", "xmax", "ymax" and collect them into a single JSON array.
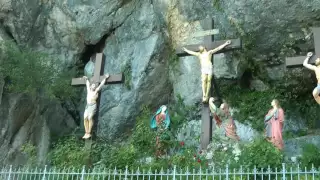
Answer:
[
  {"xmin": 82, "ymin": 74, "xmax": 110, "ymax": 139},
  {"xmin": 183, "ymin": 40, "xmax": 231, "ymax": 102},
  {"xmin": 303, "ymin": 52, "xmax": 320, "ymax": 104}
]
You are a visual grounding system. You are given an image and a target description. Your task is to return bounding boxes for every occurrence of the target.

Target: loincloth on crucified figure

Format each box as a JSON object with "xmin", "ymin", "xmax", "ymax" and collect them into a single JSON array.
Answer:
[{"xmin": 85, "ymin": 103, "xmax": 97, "ymax": 116}]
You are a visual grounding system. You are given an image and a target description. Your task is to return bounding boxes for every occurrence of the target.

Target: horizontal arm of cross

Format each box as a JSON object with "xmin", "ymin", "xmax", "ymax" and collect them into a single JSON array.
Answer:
[
  {"xmin": 176, "ymin": 38, "xmax": 241, "ymax": 57},
  {"xmin": 71, "ymin": 74, "xmax": 124, "ymax": 85},
  {"xmin": 285, "ymin": 55, "xmax": 318, "ymax": 67}
]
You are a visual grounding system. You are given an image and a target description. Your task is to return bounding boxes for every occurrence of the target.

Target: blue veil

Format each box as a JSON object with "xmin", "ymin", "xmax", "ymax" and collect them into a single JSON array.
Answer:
[{"xmin": 150, "ymin": 105, "xmax": 170, "ymax": 129}]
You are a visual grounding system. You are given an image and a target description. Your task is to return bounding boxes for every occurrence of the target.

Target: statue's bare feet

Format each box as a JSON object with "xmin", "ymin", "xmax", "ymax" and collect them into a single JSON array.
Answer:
[
  {"xmin": 82, "ymin": 134, "xmax": 87, "ymax": 139},
  {"xmin": 202, "ymin": 96, "xmax": 206, "ymax": 102},
  {"xmin": 84, "ymin": 134, "xmax": 92, "ymax": 139}
]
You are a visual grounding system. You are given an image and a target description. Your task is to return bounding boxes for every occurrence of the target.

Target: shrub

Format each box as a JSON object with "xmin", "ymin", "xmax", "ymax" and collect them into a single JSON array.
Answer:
[
  {"xmin": 236, "ymin": 139, "xmax": 283, "ymax": 169},
  {"xmin": 130, "ymin": 106, "xmax": 156, "ymax": 155},
  {"xmin": 49, "ymin": 136, "xmax": 91, "ymax": 169},
  {"xmin": 20, "ymin": 143, "xmax": 37, "ymax": 167},
  {"xmin": 299, "ymin": 143, "xmax": 320, "ymax": 168},
  {"xmin": 0, "ymin": 41, "xmax": 78, "ymax": 101}
]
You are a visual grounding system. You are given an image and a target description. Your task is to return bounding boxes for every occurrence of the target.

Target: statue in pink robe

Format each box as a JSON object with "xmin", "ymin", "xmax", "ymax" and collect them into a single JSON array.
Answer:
[{"xmin": 264, "ymin": 99, "xmax": 284, "ymax": 150}]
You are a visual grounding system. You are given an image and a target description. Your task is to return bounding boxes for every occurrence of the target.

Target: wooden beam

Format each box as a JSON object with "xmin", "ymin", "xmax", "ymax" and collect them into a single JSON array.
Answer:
[
  {"xmin": 71, "ymin": 74, "xmax": 123, "ymax": 85},
  {"xmin": 191, "ymin": 29, "xmax": 219, "ymax": 38},
  {"xmin": 286, "ymin": 55, "xmax": 318, "ymax": 67},
  {"xmin": 286, "ymin": 27, "xmax": 320, "ymax": 67},
  {"xmin": 176, "ymin": 38, "xmax": 241, "ymax": 57},
  {"xmin": 200, "ymin": 104, "xmax": 212, "ymax": 150}
]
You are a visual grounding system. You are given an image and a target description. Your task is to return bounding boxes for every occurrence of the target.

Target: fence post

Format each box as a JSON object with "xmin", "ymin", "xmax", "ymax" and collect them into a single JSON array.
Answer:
[
  {"xmin": 226, "ymin": 164, "xmax": 229, "ymax": 180},
  {"xmin": 42, "ymin": 165, "xmax": 47, "ymax": 180},
  {"xmin": 80, "ymin": 166, "xmax": 85, "ymax": 180},
  {"xmin": 173, "ymin": 165, "xmax": 176, "ymax": 180},
  {"xmin": 124, "ymin": 166, "xmax": 128, "ymax": 180},
  {"xmin": 7, "ymin": 165, "xmax": 12, "ymax": 180},
  {"xmin": 282, "ymin": 163, "xmax": 286, "ymax": 180}
]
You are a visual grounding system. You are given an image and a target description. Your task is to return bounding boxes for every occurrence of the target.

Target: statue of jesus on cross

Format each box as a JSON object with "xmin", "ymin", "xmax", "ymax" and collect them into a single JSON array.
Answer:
[
  {"xmin": 82, "ymin": 74, "xmax": 110, "ymax": 139},
  {"xmin": 183, "ymin": 40, "xmax": 231, "ymax": 102}
]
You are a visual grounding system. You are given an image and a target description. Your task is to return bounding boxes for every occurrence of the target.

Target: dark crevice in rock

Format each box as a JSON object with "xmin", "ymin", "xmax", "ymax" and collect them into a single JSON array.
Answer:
[
  {"xmin": 79, "ymin": 33, "xmax": 111, "ymax": 66},
  {"xmin": 239, "ymin": 69, "xmax": 253, "ymax": 89},
  {"xmin": 3, "ymin": 27, "xmax": 17, "ymax": 44}
]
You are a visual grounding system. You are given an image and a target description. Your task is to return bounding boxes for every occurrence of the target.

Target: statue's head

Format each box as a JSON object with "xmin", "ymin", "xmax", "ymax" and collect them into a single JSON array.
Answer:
[
  {"xmin": 199, "ymin": 45, "xmax": 206, "ymax": 53},
  {"xmin": 271, "ymin": 99, "xmax": 280, "ymax": 108},
  {"xmin": 160, "ymin": 105, "xmax": 167, "ymax": 113},
  {"xmin": 316, "ymin": 58, "xmax": 320, "ymax": 66},
  {"xmin": 90, "ymin": 83, "xmax": 98, "ymax": 90},
  {"xmin": 220, "ymin": 99, "xmax": 229, "ymax": 110}
]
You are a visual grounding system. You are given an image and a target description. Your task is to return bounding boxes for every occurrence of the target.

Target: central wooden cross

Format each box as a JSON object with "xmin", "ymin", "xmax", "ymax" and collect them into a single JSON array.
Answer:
[
  {"xmin": 286, "ymin": 28, "xmax": 320, "ymax": 67},
  {"xmin": 176, "ymin": 18, "xmax": 242, "ymax": 150},
  {"xmin": 71, "ymin": 53, "xmax": 123, "ymax": 144}
]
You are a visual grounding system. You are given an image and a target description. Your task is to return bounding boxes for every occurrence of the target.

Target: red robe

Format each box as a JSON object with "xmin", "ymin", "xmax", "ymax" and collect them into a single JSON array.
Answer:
[{"xmin": 267, "ymin": 108, "xmax": 284, "ymax": 150}]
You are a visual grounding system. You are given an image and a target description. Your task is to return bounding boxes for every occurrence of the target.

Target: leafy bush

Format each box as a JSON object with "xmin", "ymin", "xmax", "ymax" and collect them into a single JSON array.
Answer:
[
  {"xmin": 130, "ymin": 106, "xmax": 156, "ymax": 155},
  {"xmin": 101, "ymin": 144, "xmax": 138, "ymax": 169},
  {"xmin": 49, "ymin": 136, "xmax": 91, "ymax": 169},
  {"xmin": 299, "ymin": 143, "xmax": 320, "ymax": 168},
  {"xmin": 236, "ymin": 139, "xmax": 283, "ymax": 169},
  {"xmin": 0, "ymin": 41, "xmax": 78, "ymax": 101},
  {"xmin": 169, "ymin": 95, "xmax": 199, "ymax": 132},
  {"xmin": 20, "ymin": 143, "xmax": 37, "ymax": 167}
]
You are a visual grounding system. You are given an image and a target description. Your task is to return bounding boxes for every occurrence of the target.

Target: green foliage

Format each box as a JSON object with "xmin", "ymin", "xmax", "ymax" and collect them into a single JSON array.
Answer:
[
  {"xmin": 20, "ymin": 143, "xmax": 37, "ymax": 167},
  {"xmin": 169, "ymin": 95, "xmax": 198, "ymax": 132},
  {"xmin": 236, "ymin": 139, "xmax": 283, "ymax": 169},
  {"xmin": 0, "ymin": 41, "xmax": 78, "ymax": 101},
  {"xmin": 299, "ymin": 143, "xmax": 320, "ymax": 168},
  {"xmin": 49, "ymin": 136, "xmax": 91, "ymax": 169},
  {"xmin": 130, "ymin": 106, "xmax": 156, "ymax": 155},
  {"xmin": 101, "ymin": 144, "xmax": 138, "ymax": 169},
  {"xmin": 121, "ymin": 62, "xmax": 132, "ymax": 89},
  {"xmin": 170, "ymin": 147, "xmax": 208, "ymax": 169},
  {"xmin": 213, "ymin": 0, "xmax": 223, "ymax": 12}
]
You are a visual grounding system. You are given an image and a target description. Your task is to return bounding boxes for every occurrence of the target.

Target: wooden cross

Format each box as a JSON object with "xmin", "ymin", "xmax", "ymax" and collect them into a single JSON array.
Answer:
[
  {"xmin": 71, "ymin": 53, "xmax": 124, "ymax": 143},
  {"xmin": 175, "ymin": 18, "xmax": 242, "ymax": 150},
  {"xmin": 286, "ymin": 28, "xmax": 320, "ymax": 67}
]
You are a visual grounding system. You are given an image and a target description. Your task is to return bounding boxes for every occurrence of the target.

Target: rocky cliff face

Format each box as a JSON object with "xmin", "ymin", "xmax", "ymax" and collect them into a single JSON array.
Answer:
[{"xmin": 1, "ymin": 0, "xmax": 320, "ymax": 163}]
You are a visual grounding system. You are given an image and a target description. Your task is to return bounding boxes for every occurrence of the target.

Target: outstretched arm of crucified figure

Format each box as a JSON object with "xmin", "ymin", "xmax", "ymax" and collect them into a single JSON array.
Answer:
[
  {"xmin": 183, "ymin": 47, "xmax": 199, "ymax": 56},
  {"xmin": 83, "ymin": 76, "xmax": 90, "ymax": 91},
  {"xmin": 209, "ymin": 40, "xmax": 231, "ymax": 54},
  {"xmin": 95, "ymin": 74, "xmax": 110, "ymax": 93},
  {"xmin": 303, "ymin": 52, "xmax": 316, "ymax": 71}
]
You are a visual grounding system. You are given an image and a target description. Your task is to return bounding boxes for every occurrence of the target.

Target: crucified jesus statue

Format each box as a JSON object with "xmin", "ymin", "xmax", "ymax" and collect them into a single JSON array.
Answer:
[
  {"xmin": 183, "ymin": 40, "xmax": 231, "ymax": 102},
  {"xmin": 82, "ymin": 74, "xmax": 110, "ymax": 139},
  {"xmin": 303, "ymin": 52, "xmax": 320, "ymax": 104}
]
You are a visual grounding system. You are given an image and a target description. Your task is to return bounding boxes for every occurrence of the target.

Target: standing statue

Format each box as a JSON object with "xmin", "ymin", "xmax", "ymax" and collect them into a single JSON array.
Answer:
[
  {"xmin": 303, "ymin": 52, "xmax": 320, "ymax": 104},
  {"xmin": 183, "ymin": 41, "xmax": 231, "ymax": 102},
  {"xmin": 209, "ymin": 97, "xmax": 240, "ymax": 141},
  {"xmin": 264, "ymin": 99, "xmax": 285, "ymax": 150},
  {"xmin": 150, "ymin": 105, "xmax": 170, "ymax": 157},
  {"xmin": 82, "ymin": 74, "xmax": 110, "ymax": 139}
]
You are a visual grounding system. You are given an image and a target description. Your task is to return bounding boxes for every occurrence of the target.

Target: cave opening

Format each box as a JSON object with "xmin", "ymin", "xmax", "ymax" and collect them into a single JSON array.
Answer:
[
  {"xmin": 79, "ymin": 33, "xmax": 109, "ymax": 67},
  {"xmin": 239, "ymin": 69, "xmax": 253, "ymax": 89}
]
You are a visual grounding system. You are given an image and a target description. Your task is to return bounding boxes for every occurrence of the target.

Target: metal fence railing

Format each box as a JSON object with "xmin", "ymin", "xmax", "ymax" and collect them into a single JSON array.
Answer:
[{"xmin": 0, "ymin": 163, "xmax": 319, "ymax": 180}]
